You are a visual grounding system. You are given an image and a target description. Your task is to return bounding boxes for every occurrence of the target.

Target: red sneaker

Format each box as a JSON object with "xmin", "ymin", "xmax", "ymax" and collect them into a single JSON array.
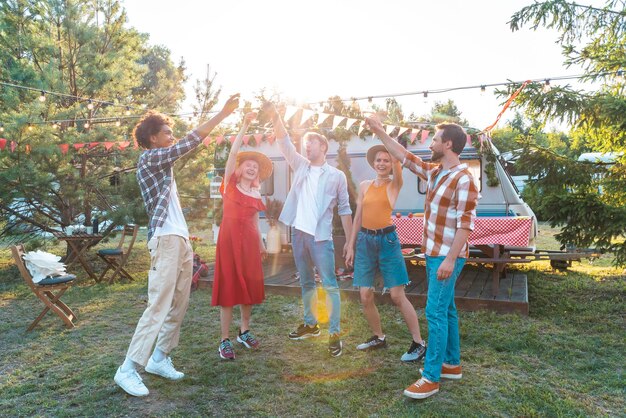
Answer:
[
  {"xmin": 441, "ymin": 364, "xmax": 462, "ymax": 380},
  {"xmin": 403, "ymin": 377, "xmax": 439, "ymax": 399}
]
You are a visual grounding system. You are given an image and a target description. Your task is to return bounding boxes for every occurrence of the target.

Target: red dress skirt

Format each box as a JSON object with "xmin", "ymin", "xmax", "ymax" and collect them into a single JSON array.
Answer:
[{"xmin": 211, "ymin": 176, "xmax": 266, "ymax": 307}]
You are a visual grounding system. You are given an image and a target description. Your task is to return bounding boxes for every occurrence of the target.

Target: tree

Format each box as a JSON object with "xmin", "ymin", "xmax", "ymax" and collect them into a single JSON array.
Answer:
[
  {"xmin": 503, "ymin": 0, "xmax": 626, "ymax": 265},
  {"xmin": 0, "ymin": 0, "xmax": 185, "ymax": 242}
]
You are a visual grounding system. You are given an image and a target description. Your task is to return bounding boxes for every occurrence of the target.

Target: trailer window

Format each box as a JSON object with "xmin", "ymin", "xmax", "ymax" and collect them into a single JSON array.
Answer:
[
  {"xmin": 416, "ymin": 159, "xmax": 482, "ymax": 194},
  {"xmin": 260, "ymin": 164, "xmax": 275, "ymax": 196}
]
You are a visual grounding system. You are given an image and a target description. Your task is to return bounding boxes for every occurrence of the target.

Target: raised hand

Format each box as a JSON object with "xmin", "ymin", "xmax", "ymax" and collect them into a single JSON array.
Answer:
[{"xmin": 221, "ymin": 93, "xmax": 240, "ymax": 115}]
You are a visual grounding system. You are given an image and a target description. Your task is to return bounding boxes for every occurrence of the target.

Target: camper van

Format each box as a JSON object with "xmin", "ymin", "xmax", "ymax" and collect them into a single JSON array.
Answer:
[{"xmin": 212, "ymin": 133, "xmax": 539, "ymax": 252}]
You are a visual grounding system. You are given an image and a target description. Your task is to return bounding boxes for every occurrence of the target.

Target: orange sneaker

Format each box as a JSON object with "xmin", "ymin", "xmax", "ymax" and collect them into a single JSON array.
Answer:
[
  {"xmin": 419, "ymin": 364, "xmax": 463, "ymax": 380},
  {"xmin": 403, "ymin": 377, "xmax": 439, "ymax": 399},
  {"xmin": 441, "ymin": 364, "xmax": 462, "ymax": 380}
]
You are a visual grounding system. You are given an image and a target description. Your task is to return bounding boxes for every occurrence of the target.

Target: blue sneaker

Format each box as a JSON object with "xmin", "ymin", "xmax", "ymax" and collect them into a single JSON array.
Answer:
[
  {"xmin": 218, "ymin": 339, "xmax": 235, "ymax": 360},
  {"xmin": 401, "ymin": 340, "xmax": 426, "ymax": 362}
]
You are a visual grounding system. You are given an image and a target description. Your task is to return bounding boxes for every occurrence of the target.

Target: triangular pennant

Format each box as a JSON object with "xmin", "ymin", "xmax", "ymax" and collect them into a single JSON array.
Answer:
[
  {"xmin": 254, "ymin": 133, "xmax": 263, "ymax": 143},
  {"xmin": 345, "ymin": 118, "xmax": 358, "ymax": 129},
  {"xmin": 10, "ymin": 141, "xmax": 17, "ymax": 152},
  {"xmin": 397, "ymin": 126, "xmax": 409, "ymax": 137},
  {"xmin": 25, "ymin": 144, "xmax": 31, "ymax": 154},
  {"xmin": 300, "ymin": 109, "xmax": 315, "ymax": 124},
  {"xmin": 0, "ymin": 138, "xmax": 6, "ymax": 151},
  {"xmin": 104, "ymin": 141, "xmax": 115, "ymax": 150},
  {"xmin": 133, "ymin": 141, "xmax": 139, "ymax": 149},
  {"xmin": 409, "ymin": 130, "xmax": 419, "ymax": 144},
  {"xmin": 242, "ymin": 135, "xmax": 250, "ymax": 145},
  {"xmin": 74, "ymin": 143, "xmax": 85, "ymax": 150},
  {"xmin": 216, "ymin": 135, "xmax": 224, "ymax": 145},
  {"xmin": 357, "ymin": 121, "xmax": 367, "ymax": 136},
  {"xmin": 466, "ymin": 134, "xmax": 472, "ymax": 146},
  {"xmin": 89, "ymin": 142, "xmax": 99, "ymax": 149},
  {"xmin": 202, "ymin": 137, "xmax": 211, "ymax": 147},
  {"xmin": 228, "ymin": 135, "xmax": 235, "ymax": 143},
  {"xmin": 58, "ymin": 144, "xmax": 69, "ymax": 155},
  {"xmin": 266, "ymin": 134, "xmax": 276, "ymax": 145},
  {"xmin": 284, "ymin": 105, "xmax": 299, "ymax": 122},
  {"xmin": 317, "ymin": 113, "xmax": 332, "ymax": 126},
  {"xmin": 420, "ymin": 130, "xmax": 430, "ymax": 143},
  {"xmin": 118, "ymin": 141, "xmax": 130, "ymax": 150},
  {"xmin": 332, "ymin": 116, "xmax": 346, "ymax": 131},
  {"xmin": 385, "ymin": 124, "xmax": 396, "ymax": 135}
]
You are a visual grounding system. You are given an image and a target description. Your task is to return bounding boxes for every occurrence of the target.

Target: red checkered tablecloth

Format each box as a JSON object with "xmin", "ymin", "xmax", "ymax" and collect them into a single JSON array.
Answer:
[{"xmin": 392, "ymin": 216, "xmax": 532, "ymax": 247}]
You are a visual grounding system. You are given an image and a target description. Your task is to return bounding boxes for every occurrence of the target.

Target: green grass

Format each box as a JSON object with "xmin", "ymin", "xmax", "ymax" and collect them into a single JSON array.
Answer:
[{"xmin": 0, "ymin": 224, "xmax": 624, "ymax": 417}]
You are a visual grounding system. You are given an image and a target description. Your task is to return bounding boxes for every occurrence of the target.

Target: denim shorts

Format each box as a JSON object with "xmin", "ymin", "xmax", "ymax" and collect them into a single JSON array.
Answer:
[{"xmin": 353, "ymin": 229, "xmax": 409, "ymax": 290}]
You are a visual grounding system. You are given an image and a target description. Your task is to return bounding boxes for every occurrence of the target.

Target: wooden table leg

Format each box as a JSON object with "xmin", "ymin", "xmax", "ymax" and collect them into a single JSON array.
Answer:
[{"xmin": 66, "ymin": 239, "xmax": 98, "ymax": 280}]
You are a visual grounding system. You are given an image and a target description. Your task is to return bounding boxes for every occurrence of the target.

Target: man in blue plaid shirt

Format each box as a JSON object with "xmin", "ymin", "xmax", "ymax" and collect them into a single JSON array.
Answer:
[{"xmin": 114, "ymin": 94, "xmax": 240, "ymax": 397}]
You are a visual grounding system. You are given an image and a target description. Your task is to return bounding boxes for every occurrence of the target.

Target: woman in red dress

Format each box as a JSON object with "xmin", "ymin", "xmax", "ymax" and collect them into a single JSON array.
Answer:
[{"xmin": 212, "ymin": 112, "xmax": 273, "ymax": 360}]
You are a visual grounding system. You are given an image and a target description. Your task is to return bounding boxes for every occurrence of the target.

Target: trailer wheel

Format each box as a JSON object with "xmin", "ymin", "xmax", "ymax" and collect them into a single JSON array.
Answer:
[{"xmin": 550, "ymin": 259, "xmax": 570, "ymax": 271}]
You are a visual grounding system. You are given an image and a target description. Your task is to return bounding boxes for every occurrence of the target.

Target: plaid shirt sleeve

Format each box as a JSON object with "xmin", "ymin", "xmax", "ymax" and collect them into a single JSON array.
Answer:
[
  {"xmin": 140, "ymin": 130, "xmax": 203, "ymax": 170},
  {"xmin": 403, "ymin": 152, "xmax": 439, "ymax": 180},
  {"xmin": 455, "ymin": 172, "xmax": 479, "ymax": 231}
]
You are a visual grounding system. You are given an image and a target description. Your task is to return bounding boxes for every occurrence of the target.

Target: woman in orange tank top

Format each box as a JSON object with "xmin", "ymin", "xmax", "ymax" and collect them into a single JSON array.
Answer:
[{"xmin": 345, "ymin": 144, "xmax": 426, "ymax": 361}]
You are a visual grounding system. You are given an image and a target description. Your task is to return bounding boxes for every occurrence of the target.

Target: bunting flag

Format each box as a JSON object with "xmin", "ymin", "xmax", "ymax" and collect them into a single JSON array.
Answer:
[
  {"xmin": 301, "ymin": 109, "xmax": 315, "ymax": 125},
  {"xmin": 215, "ymin": 135, "xmax": 224, "ymax": 145},
  {"xmin": 253, "ymin": 133, "xmax": 263, "ymax": 143},
  {"xmin": 385, "ymin": 124, "xmax": 396, "ymax": 135},
  {"xmin": 266, "ymin": 134, "xmax": 276, "ymax": 145},
  {"xmin": 345, "ymin": 118, "xmax": 358, "ymax": 129},
  {"xmin": 118, "ymin": 141, "xmax": 130, "ymax": 150},
  {"xmin": 25, "ymin": 144, "xmax": 31, "ymax": 154},
  {"xmin": 397, "ymin": 126, "xmax": 409, "ymax": 137},
  {"xmin": 420, "ymin": 130, "xmax": 430, "ymax": 143},
  {"xmin": 482, "ymin": 80, "xmax": 530, "ymax": 133},
  {"xmin": 357, "ymin": 121, "xmax": 367, "ymax": 136},
  {"xmin": 0, "ymin": 138, "xmax": 6, "ymax": 150},
  {"xmin": 409, "ymin": 130, "xmax": 419, "ymax": 144},
  {"xmin": 89, "ymin": 142, "xmax": 99, "ymax": 149},
  {"xmin": 317, "ymin": 112, "xmax": 332, "ymax": 126},
  {"xmin": 202, "ymin": 137, "xmax": 211, "ymax": 147},
  {"xmin": 332, "ymin": 116, "xmax": 346, "ymax": 131},
  {"xmin": 284, "ymin": 105, "xmax": 299, "ymax": 122},
  {"xmin": 11, "ymin": 141, "xmax": 16, "ymax": 152},
  {"xmin": 58, "ymin": 144, "xmax": 69, "ymax": 154},
  {"xmin": 104, "ymin": 142, "xmax": 115, "ymax": 151},
  {"xmin": 242, "ymin": 134, "xmax": 250, "ymax": 145},
  {"xmin": 466, "ymin": 134, "xmax": 472, "ymax": 146},
  {"xmin": 74, "ymin": 143, "xmax": 85, "ymax": 151}
]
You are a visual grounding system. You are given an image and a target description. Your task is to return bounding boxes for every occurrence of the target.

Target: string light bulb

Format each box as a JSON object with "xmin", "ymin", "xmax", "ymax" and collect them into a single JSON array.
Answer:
[
  {"xmin": 616, "ymin": 69, "xmax": 624, "ymax": 83},
  {"xmin": 125, "ymin": 106, "xmax": 131, "ymax": 116},
  {"xmin": 542, "ymin": 79, "xmax": 551, "ymax": 93},
  {"xmin": 115, "ymin": 119, "xmax": 121, "ymax": 127},
  {"xmin": 423, "ymin": 91, "xmax": 429, "ymax": 103},
  {"xmin": 87, "ymin": 99, "xmax": 94, "ymax": 110},
  {"xmin": 39, "ymin": 91, "xmax": 46, "ymax": 102},
  {"xmin": 0, "ymin": 123, "xmax": 4, "ymax": 133},
  {"xmin": 27, "ymin": 123, "xmax": 33, "ymax": 131},
  {"xmin": 52, "ymin": 122, "xmax": 59, "ymax": 129},
  {"xmin": 480, "ymin": 85, "xmax": 486, "ymax": 95},
  {"xmin": 84, "ymin": 121, "xmax": 90, "ymax": 129}
]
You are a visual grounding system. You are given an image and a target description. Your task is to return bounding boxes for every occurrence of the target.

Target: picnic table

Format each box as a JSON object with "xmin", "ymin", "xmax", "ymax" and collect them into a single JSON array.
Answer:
[
  {"xmin": 52, "ymin": 231, "xmax": 103, "ymax": 280},
  {"xmin": 392, "ymin": 216, "xmax": 534, "ymax": 296}
]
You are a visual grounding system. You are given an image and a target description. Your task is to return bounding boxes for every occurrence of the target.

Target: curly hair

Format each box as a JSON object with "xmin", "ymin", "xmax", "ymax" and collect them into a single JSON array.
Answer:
[{"xmin": 133, "ymin": 111, "xmax": 174, "ymax": 149}]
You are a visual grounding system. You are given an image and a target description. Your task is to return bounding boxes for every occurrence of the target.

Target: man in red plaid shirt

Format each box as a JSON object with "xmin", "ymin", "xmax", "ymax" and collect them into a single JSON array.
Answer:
[
  {"xmin": 366, "ymin": 116, "xmax": 479, "ymax": 400},
  {"xmin": 114, "ymin": 94, "xmax": 240, "ymax": 397}
]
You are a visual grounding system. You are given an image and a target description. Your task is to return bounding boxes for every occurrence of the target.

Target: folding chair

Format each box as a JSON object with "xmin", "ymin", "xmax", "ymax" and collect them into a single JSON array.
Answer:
[
  {"xmin": 11, "ymin": 244, "xmax": 77, "ymax": 332},
  {"xmin": 96, "ymin": 224, "xmax": 138, "ymax": 283}
]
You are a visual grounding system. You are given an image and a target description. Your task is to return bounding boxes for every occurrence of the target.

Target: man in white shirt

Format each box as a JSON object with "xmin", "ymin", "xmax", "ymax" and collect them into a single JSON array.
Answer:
[{"xmin": 265, "ymin": 103, "xmax": 352, "ymax": 357}]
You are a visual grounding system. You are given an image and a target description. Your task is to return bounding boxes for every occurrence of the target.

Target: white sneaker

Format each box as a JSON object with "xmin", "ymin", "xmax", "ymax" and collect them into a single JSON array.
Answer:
[
  {"xmin": 114, "ymin": 367, "xmax": 149, "ymax": 397},
  {"xmin": 145, "ymin": 356, "xmax": 184, "ymax": 380}
]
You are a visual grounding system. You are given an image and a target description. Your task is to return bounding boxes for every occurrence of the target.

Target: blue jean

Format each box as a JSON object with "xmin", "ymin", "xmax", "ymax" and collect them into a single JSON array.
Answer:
[
  {"xmin": 422, "ymin": 255, "xmax": 466, "ymax": 383},
  {"xmin": 291, "ymin": 229, "xmax": 341, "ymax": 335}
]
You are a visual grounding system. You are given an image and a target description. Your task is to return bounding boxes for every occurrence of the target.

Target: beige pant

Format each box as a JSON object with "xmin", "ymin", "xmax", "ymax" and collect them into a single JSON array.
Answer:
[{"xmin": 126, "ymin": 235, "xmax": 193, "ymax": 366}]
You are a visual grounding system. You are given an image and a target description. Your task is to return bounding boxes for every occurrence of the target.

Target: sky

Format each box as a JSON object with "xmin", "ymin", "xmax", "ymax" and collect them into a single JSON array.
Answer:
[{"xmin": 122, "ymin": 0, "xmax": 590, "ymax": 130}]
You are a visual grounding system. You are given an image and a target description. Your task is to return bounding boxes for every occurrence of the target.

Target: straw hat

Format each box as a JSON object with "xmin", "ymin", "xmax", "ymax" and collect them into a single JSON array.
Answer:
[
  {"xmin": 366, "ymin": 144, "xmax": 391, "ymax": 169},
  {"xmin": 236, "ymin": 151, "xmax": 273, "ymax": 182}
]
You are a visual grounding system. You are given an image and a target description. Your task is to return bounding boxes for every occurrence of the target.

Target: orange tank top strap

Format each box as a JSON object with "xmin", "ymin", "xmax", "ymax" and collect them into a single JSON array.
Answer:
[{"xmin": 361, "ymin": 181, "xmax": 393, "ymax": 230}]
